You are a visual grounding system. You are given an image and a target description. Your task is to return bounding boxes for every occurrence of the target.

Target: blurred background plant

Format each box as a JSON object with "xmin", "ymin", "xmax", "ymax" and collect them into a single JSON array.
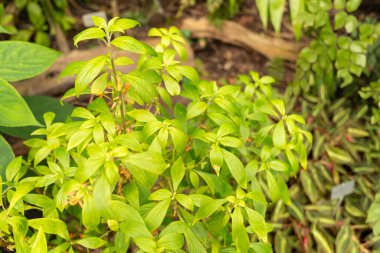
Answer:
[{"xmin": 0, "ymin": 0, "xmax": 74, "ymax": 50}]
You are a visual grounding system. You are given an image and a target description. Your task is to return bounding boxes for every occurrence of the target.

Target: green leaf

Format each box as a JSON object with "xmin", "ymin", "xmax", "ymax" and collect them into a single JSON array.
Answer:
[
  {"xmin": 0, "ymin": 25, "xmax": 12, "ymax": 35},
  {"xmin": 111, "ymin": 36, "xmax": 146, "ymax": 54},
  {"xmin": 0, "ymin": 41, "xmax": 60, "ymax": 82},
  {"xmin": 346, "ymin": 0, "xmax": 362, "ymax": 12},
  {"xmin": 269, "ymin": 160, "xmax": 289, "ymax": 172},
  {"xmin": 0, "ymin": 78, "xmax": 40, "ymax": 127},
  {"xmin": 157, "ymin": 233, "xmax": 184, "ymax": 251},
  {"xmin": 245, "ymin": 207, "xmax": 267, "ymax": 242},
  {"xmin": 210, "ymin": 144, "xmax": 223, "ymax": 175},
  {"xmin": 336, "ymin": 220, "xmax": 353, "ymax": 253},
  {"xmin": 270, "ymin": 0, "xmax": 285, "ymax": 33},
  {"xmin": 124, "ymin": 152, "xmax": 166, "ymax": 174},
  {"xmin": 271, "ymin": 99, "xmax": 285, "ymax": 115},
  {"xmin": 82, "ymin": 194, "xmax": 100, "ymax": 228},
  {"xmin": 73, "ymin": 27, "xmax": 106, "ymax": 46},
  {"xmin": 251, "ymin": 242, "xmax": 272, "ymax": 253},
  {"xmin": 222, "ymin": 149, "xmax": 247, "ymax": 188},
  {"xmin": 194, "ymin": 198, "xmax": 226, "ymax": 223},
  {"xmin": 232, "ymin": 207, "xmax": 250, "ymax": 253},
  {"xmin": 266, "ymin": 170, "xmax": 280, "ymax": 202},
  {"xmin": 114, "ymin": 56, "xmax": 134, "ymax": 66},
  {"xmin": 187, "ymin": 102, "xmax": 207, "ymax": 119},
  {"xmin": 134, "ymin": 238, "xmax": 156, "ymax": 252},
  {"xmin": 175, "ymin": 66, "xmax": 199, "ymax": 83},
  {"xmin": 76, "ymin": 237, "xmax": 106, "ymax": 249},
  {"xmin": 60, "ymin": 61, "xmax": 86, "ymax": 78},
  {"xmin": 92, "ymin": 16, "xmax": 107, "ymax": 28},
  {"xmin": 171, "ymin": 157, "xmax": 185, "ymax": 191},
  {"xmin": 6, "ymin": 156, "xmax": 22, "ymax": 182},
  {"xmin": 289, "ymin": 0, "xmax": 304, "ymax": 40},
  {"xmin": 184, "ymin": 229, "xmax": 207, "ymax": 253},
  {"xmin": 169, "ymin": 126, "xmax": 187, "ymax": 154},
  {"xmin": 0, "ymin": 135, "xmax": 14, "ymax": 181},
  {"xmin": 144, "ymin": 198, "xmax": 171, "ymax": 231},
  {"xmin": 325, "ymin": 146, "xmax": 354, "ymax": 164},
  {"xmin": 67, "ymin": 129, "xmax": 92, "ymax": 150},
  {"xmin": 109, "ymin": 18, "xmax": 140, "ymax": 32},
  {"xmin": 163, "ymin": 74, "xmax": 180, "ymax": 96},
  {"xmin": 124, "ymin": 71, "xmax": 159, "ymax": 103},
  {"xmin": 48, "ymin": 242, "xmax": 71, "ymax": 253},
  {"xmin": 246, "ymin": 190, "xmax": 267, "ymax": 204},
  {"xmin": 176, "ymin": 194, "xmax": 194, "ymax": 211},
  {"xmin": 334, "ymin": 0, "xmax": 346, "ymax": 9},
  {"xmin": 0, "ymin": 96, "xmax": 74, "ymax": 139},
  {"xmin": 287, "ymin": 114, "xmax": 305, "ymax": 124},
  {"xmin": 31, "ymin": 228, "xmax": 47, "ymax": 253},
  {"xmin": 107, "ymin": 201, "xmax": 151, "ymax": 238},
  {"xmin": 273, "ymin": 120, "xmax": 286, "ymax": 148},
  {"xmin": 127, "ymin": 109, "xmax": 156, "ymax": 122},
  {"xmin": 334, "ymin": 11, "xmax": 347, "ymax": 30},
  {"xmin": 256, "ymin": 0, "xmax": 269, "ymax": 29},
  {"xmin": 312, "ymin": 226, "xmax": 333, "ymax": 253},
  {"xmin": 72, "ymin": 107, "xmax": 94, "ymax": 120},
  {"xmin": 219, "ymin": 136, "xmax": 242, "ymax": 148},
  {"xmin": 149, "ymin": 189, "xmax": 172, "ymax": 201},
  {"xmin": 91, "ymin": 73, "xmax": 108, "ymax": 95},
  {"xmin": 8, "ymin": 182, "xmax": 34, "ymax": 213},
  {"xmin": 28, "ymin": 218, "xmax": 70, "ymax": 240},
  {"xmin": 27, "ymin": 2, "xmax": 45, "ymax": 29},
  {"xmin": 345, "ymin": 15, "xmax": 358, "ymax": 33},
  {"xmin": 75, "ymin": 55, "xmax": 107, "ymax": 94}
]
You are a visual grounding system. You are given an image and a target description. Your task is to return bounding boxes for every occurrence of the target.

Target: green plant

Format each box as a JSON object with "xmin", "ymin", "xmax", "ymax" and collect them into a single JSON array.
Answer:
[
  {"xmin": 0, "ymin": 40, "xmax": 61, "ymax": 180},
  {"xmin": 2, "ymin": 0, "xmax": 74, "ymax": 47},
  {"xmin": 268, "ymin": 1, "xmax": 380, "ymax": 251},
  {"xmin": 0, "ymin": 16, "xmax": 311, "ymax": 252}
]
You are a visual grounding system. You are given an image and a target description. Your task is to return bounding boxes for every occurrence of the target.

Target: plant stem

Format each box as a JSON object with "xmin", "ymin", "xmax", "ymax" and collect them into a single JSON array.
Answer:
[{"xmin": 110, "ymin": 56, "xmax": 126, "ymax": 133}]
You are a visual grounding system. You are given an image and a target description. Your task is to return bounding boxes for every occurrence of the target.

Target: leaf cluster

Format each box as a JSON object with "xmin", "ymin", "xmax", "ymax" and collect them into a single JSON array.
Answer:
[{"xmin": 0, "ymin": 16, "xmax": 311, "ymax": 253}]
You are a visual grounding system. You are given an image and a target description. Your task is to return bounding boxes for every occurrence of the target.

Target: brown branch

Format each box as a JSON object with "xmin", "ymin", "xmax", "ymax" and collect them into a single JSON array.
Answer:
[{"xmin": 181, "ymin": 17, "xmax": 307, "ymax": 61}]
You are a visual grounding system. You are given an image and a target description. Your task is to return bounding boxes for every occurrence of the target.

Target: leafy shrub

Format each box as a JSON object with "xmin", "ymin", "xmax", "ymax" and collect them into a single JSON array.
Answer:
[
  {"xmin": 0, "ymin": 17, "xmax": 311, "ymax": 252},
  {"xmin": 270, "ymin": 1, "xmax": 380, "ymax": 251}
]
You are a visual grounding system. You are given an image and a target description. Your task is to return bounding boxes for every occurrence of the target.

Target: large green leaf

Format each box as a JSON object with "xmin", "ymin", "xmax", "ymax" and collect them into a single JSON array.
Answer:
[
  {"xmin": 0, "ymin": 135, "xmax": 14, "ymax": 181},
  {"xmin": 0, "ymin": 41, "xmax": 61, "ymax": 82},
  {"xmin": 0, "ymin": 96, "xmax": 74, "ymax": 138},
  {"xmin": 0, "ymin": 78, "xmax": 40, "ymax": 127}
]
